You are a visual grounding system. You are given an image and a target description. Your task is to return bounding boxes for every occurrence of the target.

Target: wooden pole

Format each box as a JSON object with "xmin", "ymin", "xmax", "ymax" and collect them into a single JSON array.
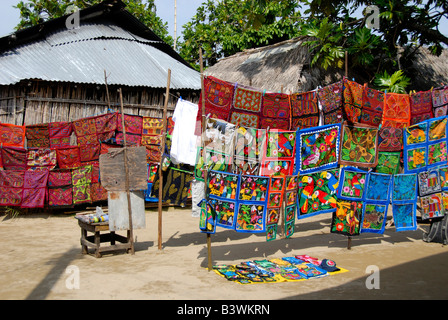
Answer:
[
  {"xmin": 118, "ymin": 88, "xmax": 135, "ymax": 255},
  {"xmin": 344, "ymin": 51, "xmax": 352, "ymax": 250},
  {"xmin": 104, "ymin": 70, "xmax": 112, "ymax": 110},
  {"xmin": 199, "ymin": 49, "xmax": 213, "ymax": 271},
  {"xmin": 158, "ymin": 69, "xmax": 171, "ymax": 250}
]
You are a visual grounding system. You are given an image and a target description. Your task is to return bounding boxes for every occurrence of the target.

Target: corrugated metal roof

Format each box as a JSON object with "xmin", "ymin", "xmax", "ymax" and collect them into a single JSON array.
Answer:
[{"xmin": 0, "ymin": 22, "xmax": 201, "ymax": 90}]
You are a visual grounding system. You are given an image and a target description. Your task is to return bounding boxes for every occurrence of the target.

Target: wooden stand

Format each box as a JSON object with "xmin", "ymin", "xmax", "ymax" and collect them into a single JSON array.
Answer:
[{"xmin": 78, "ymin": 220, "xmax": 132, "ymax": 258}]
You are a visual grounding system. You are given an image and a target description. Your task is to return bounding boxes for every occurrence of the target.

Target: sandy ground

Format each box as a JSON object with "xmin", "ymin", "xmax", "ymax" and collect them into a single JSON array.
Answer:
[{"xmin": 0, "ymin": 205, "xmax": 447, "ymax": 301}]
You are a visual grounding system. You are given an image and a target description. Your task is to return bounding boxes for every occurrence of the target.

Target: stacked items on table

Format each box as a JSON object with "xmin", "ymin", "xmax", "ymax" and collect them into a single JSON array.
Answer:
[{"xmin": 213, "ymin": 255, "xmax": 346, "ymax": 284}]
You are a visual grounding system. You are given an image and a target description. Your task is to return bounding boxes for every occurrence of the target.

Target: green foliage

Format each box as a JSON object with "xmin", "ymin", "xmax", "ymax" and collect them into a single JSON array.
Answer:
[
  {"xmin": 373, "ymin": 69, "xmax": 411, "ymax": 93},
  {"xmin": 347, "ymin": 27, "xmax": 382, "ymax": 67},
  {"xmin": 300, "ymin": 17, "xmax": 345, "ymax": 70},
  {"xmin": 13, "ymin": 0, "xmax": 173, "ymax": 46},
  {"xmin": 178, "ymin": 0, "xmax": 302, "ymax": 69}
]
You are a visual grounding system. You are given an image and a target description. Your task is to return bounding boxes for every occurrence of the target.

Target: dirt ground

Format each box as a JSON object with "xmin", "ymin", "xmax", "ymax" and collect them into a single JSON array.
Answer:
[{"xmin": 0, "ymin": 205, "xmax": 447, "ymax": 301}]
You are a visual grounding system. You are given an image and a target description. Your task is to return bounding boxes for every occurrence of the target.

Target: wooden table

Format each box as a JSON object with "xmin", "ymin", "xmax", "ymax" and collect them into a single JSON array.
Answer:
[{"xmin": 78, "ymin": 220, "xmax": 132, "ymax": 258}]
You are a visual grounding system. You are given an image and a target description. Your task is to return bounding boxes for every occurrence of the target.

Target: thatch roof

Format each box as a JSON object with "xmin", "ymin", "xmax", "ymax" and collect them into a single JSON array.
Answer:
[{"xmin": 205, "ymin": 36, "xmax": 448, "ymax": 93}]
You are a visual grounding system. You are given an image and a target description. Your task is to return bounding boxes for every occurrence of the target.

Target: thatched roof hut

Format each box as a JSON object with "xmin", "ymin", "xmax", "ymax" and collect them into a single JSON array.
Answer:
[{"xmin": 205, "ymin": 36, "xmax": 448, "ymax": 93}]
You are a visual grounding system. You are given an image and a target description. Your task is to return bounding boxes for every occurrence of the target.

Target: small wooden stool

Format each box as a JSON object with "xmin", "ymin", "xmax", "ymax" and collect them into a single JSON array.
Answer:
[{"xmin": 78, "ymin": 220, "xmax": 132, "ymax": 258}]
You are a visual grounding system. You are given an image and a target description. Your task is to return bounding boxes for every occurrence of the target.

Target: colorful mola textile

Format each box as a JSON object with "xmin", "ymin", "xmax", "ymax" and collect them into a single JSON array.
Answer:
[
  {"xmin": 0, "ymin": 170, "xmax": 25, "ymax": 206},
  {"xmin": 317, "ymin": 81, "xmax": 344, "ymax": 125},
  {"xmin": 234, "ymin": 126, "xmax": 266, "ymax": 162},
  {"xmin": 196, "ymin": 76, "xmax": 235, "ymax": 135},
  {"xmin": 116, "ymin": 113, "xmax": 143, "ymax": 147},
  {"xmin": 361, "ymin": 87, "xmax": 384, "ymax": 127},
  {"xmin": 265, "ymin": 176, "xmax": 285, "ymax": 241},
  {"xmin": 205, "ymin": 170, "xmax": 239, "ymax": 230},
  {"xmin": 342, "ymin": 78, "xmax": 364, "ymax": 124},
  {"xmin": 261, "ymin": 130, "xmax": 296, "ymax": 176},
  {"xmin": 49, "ymin": 121, "xmax": 73, "ymax": 148},
  {"xmin": 260, "ymin": 92, "xmax": 290, "ymax": 130},
  {"xmin": 72, "ymin": 165, "xmax": 93, "ymax": 205},
  {"xmin": 295, "ymin": 123, "xmax": 341, "ymax": 174},
  {"xmin": 377, "ymin": 126, "xmax": 403, "ymax": 152},
  {"xmin": 0, "ymin": 123, "xmax": 26, "ymax": 148},
  {"xmin": 403, "ymin": 116, "xmax": 447, "ymax": 173},
  {"xmin": 234, "ymin": 174, "xmax": 269, "ymax": 233},
  {"xmin": 427, "ymin": 117, "xmax": 448, "ymax": 168},
  {"xmin": 431, "ymin": 85, "xmax": 448, "ymax": 117},
  {"xmin": 392, "ymin": 203, "xmax": 418, "ymax": 231},
  {"xmin": 141, "ymin": 116, "xmax": 164, "ymax": 162},
  {"xmin": 56, "ymin": 146, "xmax": 81, "ymax": 169},
  {"xmin": 339, "ymin": 122, "xmax": 379, "ymax": 167},
  {"xmin": 337, "ymin": 166, "xmax": 368, "ymax": 201},
  {"xmin": 229, "ymin": 84, "xmax": 263, "ymax": 129},
  {"xmin": 420, "ymin": 193, "xmax": 445, "ymax": 220},
  {"xmin": 297, "ymin": 168, "xmax": 339, "ymax": 219},
  {"xmin": 331, "ymin": 200, "xmax": 362, "ymax": 236},
  {"xmin": 360, "ymin": 172, "xmax": 392, "ymax": 234},
  {"xmin": 382, "ymin": 92, "xmax": 411, "ymax": 128},
  {"xmin": 318, "ymin": 81, "xmax": 343, "ymax": 114},
  {"xmin": 410, "ymin": 90, "xmax": 434, "ymax": 125},
  {"xmin": 209, "ymin": 197, "xmax": 237, "ymax": 230},
  {"xmin": 152, "ymin": 166, "xmax": 194, "ymax": 207},
  {"xmin": 47, "ymin": 169, "xmax": 73, "ymax": 207},
  {"xmin": 73, "ymin": 112, "xmax": 117, "ymax": 146},
  {"xmin": 1, "ymin": 147, "xmax": 27, "ymax": 170},
  {"xmin": 21, "ymin": 169, "xmax": 49, "ymax": 208},
  {"xmin": 290, "ymin": 91, "xmax": 320, "ymax": 129},
  {"xmin": 375, "ymin": 151, "xmax": 401, "ymax": 175},
  {"xmin": 418, "ymin": 168, "xmax": 442, "ymax": 197},
  {"xmin": 26, "ymin": 123, "xmax": 50, "ymax": 148},
  {"xmin": 391, "ymin": 173, "xmax": 418, "ymax": 231},
  {"xmin": 26, "ymin": 148, "xmax": 57, "ymax": 170}
]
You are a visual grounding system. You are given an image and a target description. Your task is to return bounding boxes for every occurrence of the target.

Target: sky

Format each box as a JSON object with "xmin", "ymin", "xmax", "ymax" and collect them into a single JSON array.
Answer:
[{"xmin": 0, "ymin": 0, "xmax": 447, "ymax": 41}]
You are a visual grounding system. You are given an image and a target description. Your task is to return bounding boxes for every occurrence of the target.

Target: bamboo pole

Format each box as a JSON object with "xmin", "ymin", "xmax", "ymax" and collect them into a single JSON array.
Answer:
[
  {"xmin": 118, "ymin": 88, "xmax": 135, "ymax": 255},
  {"xmin": 199, "ymin": 49, "xmax": 213, "ymax": 271},
  {"xmin": 158, "ymin": 69, "xmax": 171, "ymax": 250},
  {"xmin": 345, "ymin": 50, "xmax": 352, "ymax": 251}
]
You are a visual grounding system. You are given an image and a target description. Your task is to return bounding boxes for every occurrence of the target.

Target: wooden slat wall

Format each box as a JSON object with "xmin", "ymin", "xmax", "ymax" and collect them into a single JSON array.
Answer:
[{"xmin": 0, "ymin": 81, "xmax": 200, "ymax": 125}]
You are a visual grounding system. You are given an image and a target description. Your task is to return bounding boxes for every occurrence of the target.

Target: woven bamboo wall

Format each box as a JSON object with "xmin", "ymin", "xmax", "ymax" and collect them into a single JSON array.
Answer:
[{"xmin": 0, "ymin": 81, "xmax": 200, "ymax": 126}]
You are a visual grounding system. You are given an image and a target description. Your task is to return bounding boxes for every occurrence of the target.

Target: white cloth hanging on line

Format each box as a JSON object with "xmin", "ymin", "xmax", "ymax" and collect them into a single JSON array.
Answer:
[{"xmin": 170, "ymin": 98, "xmax": 199, "ymax": 166}]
